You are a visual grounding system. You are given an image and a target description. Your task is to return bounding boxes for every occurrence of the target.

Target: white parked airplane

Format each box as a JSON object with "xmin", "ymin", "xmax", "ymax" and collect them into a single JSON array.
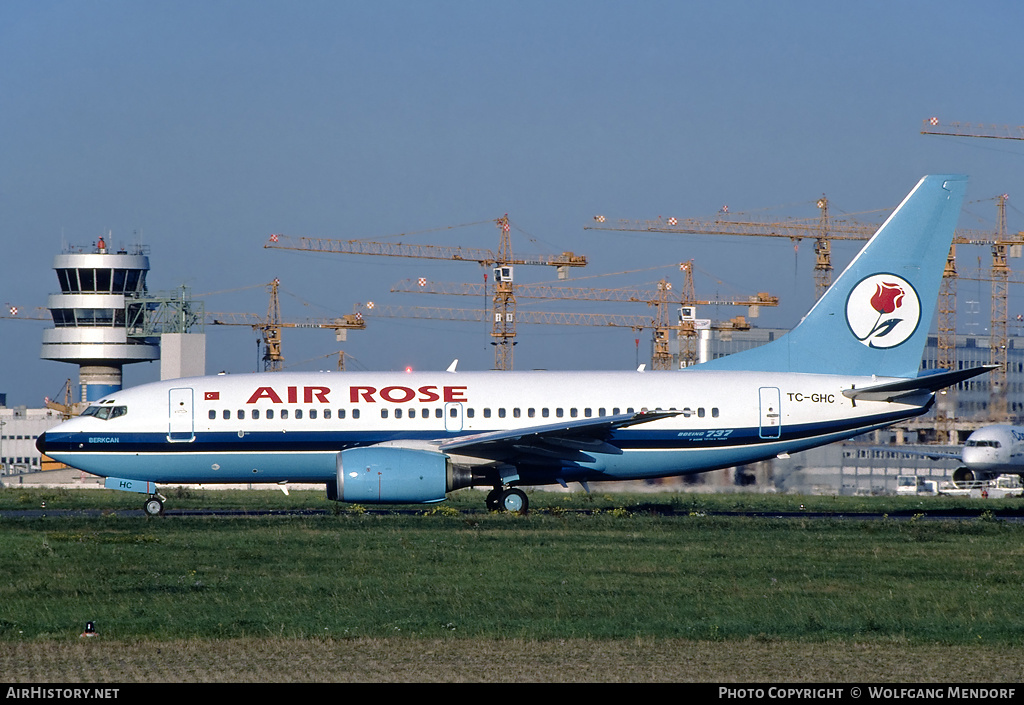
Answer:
[
  {"xmin": 891, "ymin": 424, "xmax": 1024, "ymax": 484},
  {"xmin": 38, "ymin": 175, "xmax": 993, "ymax": 515}
]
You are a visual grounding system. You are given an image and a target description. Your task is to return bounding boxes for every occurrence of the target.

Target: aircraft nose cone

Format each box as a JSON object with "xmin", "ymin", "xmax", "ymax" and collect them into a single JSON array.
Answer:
[{"xmin": 36, "ymin": 432, "xmax": 46, "ymax": 454}]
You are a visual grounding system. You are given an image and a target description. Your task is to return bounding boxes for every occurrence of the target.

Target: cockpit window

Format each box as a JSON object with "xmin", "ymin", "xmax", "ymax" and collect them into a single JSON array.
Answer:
[
  {"xmin": 81, "ymin": 405, "xmax": 128, "ymax": 420},
  {"xmin": 966, "ymin": 439, "xmax": 1000, "ymax": 448}
]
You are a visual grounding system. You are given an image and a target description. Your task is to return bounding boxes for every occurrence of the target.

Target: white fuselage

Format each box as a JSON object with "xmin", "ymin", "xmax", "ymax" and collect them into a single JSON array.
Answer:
[
  {"xmin": 41, "ymin": 368, "xmax": 931, "ymax": 488},
  {"xmin": 961, "ymin": 425, "xmax": 1024, "ymax": 473}
]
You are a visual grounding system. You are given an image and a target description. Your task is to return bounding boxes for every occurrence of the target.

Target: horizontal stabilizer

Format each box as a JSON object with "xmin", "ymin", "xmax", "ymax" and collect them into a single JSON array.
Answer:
[{"xmin": 842, "ymin": 365, "xmax": 996, "ymax": 403}]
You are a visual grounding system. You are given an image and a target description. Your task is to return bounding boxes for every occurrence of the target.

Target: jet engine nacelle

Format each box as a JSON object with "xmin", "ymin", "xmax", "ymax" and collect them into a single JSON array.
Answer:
[
  {"xmin": 952, "ymin": 466, "xmax": 1000, "ymax": 486},
  {"xmin": 331, "ymin": 446, "xmax": 471, "ymax": 504}
]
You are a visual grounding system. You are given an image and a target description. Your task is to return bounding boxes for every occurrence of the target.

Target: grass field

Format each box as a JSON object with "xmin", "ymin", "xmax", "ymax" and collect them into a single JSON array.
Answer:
[{"xmin": 2, "ymin": 487, "xmax": 1023, "ymax": 682}]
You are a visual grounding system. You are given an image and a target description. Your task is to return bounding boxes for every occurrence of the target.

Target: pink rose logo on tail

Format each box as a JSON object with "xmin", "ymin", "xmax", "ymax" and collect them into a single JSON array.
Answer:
[{"xmin": 846, "ymin": 275, "xmax": 920, "ymax": 349}]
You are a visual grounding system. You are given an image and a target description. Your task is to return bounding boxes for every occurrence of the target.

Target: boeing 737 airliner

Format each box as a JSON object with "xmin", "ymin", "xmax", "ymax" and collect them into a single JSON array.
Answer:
[{"xmin": 38, "ymin": 175, "xmax": 994, "ymax": 515}]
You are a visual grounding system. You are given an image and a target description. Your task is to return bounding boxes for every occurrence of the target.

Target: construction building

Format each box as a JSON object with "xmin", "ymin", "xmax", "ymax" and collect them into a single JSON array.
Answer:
[{"xmin": 0, "ymin": 405, "xmax": 65, "ymax": 477}]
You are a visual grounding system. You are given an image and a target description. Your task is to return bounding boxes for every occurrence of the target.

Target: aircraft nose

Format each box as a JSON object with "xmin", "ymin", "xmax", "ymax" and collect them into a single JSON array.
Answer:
[{"xmin": 36, "ymin": 432, "xmax": 46, "ymax": 454}]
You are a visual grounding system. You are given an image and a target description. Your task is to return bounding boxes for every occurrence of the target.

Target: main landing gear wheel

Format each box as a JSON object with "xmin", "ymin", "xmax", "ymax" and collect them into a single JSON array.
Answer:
[
  {"xmin": 143, "ymin": 496, "xmax": 164, "ymax": 516},
  {"xmin": 499, "ymin": 488, "xmax": 528, "ymax": 515}
]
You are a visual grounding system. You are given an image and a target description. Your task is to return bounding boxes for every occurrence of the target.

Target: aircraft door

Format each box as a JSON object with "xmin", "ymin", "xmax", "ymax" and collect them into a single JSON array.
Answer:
[
  {"xmin": 168, "ymin": 387, "xmax": 195, "ymax": 442},
  {"xmin": 444, "ymin": 402, "xmax": 464, "ymax": 433},
  {"xmin": 758, "ymin": 387, "xmax": 782, "ymax": 439}
]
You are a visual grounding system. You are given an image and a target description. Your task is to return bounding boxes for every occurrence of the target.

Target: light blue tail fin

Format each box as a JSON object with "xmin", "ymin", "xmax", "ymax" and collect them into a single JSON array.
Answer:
[{"xmin": 695, "ymin": 174, "xmax": 967, "ymax": 378}]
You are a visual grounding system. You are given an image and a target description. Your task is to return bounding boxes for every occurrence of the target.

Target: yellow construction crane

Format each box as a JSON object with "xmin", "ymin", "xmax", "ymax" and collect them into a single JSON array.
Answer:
[
  {"xmin": 587, "ymin": 193, "xmax": 1021, "ymax": 420},
  {"xmin": 266, "ymin": 216, "xmax": 587, "ymax": 371},
  {"xmin": 950, "ymin": 196, "xmax": 1022, "ymax": 421},
  {"xmin": 1, "ymin": 305, "xmax": 49, "ymax": 321},
  {"xmin": 283, "ymin": 349, "xmax": 356, "ymax": 372},
  {"xmin": 587, "ymin": 201, "xmax": 1003, "ymax": 301},
  {"xmin": 355, "ymin": 302, "xmax": 652, "ymax": 329},
  {"xmin": 920, "ymin": 118, "xmax": 1024, "ymax": 140},
  {"xmin": 587, "ymin": 196, "xmax": 879, "ymax": 300},
  {"xmin": 919, "ymin": 119, "xmax": 1024, "ymax": 421},
  {"xmin": 391, "ymin": 260, "xmax": 778, "ymax": 369},
  {"xmin": 355, "ymin": 301, "xmax": 754, "ymax": 332},
  {"xmin": 43, "ymin": 379, "xmax": 80, "ymax": 419},
  {"xmin": 356, "ymin": 295, "xmax": 761, "ymax": 370},
  {"xmin": 206, "ymin": 280, "xmax": 365, "ymax": 371}
]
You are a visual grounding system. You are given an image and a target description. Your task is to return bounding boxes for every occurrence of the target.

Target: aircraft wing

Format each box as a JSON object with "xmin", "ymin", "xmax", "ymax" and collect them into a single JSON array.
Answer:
[
  {"xmin": 437, "ymin": 409, "xmax": 682, "ymax": 464},
  {"xmin": 865, "ymin": 446, "xmax": 963, "ymax": 461},
  {"xmin": 842, "ymin": 365, "xmax": 997, "ymax": 403}
]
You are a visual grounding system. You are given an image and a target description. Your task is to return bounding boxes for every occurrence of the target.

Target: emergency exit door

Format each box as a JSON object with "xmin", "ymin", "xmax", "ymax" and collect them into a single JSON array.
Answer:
[
  {"xmin": 168, "ymin": 388, "xmax": 195, "ymax": 442},
  {"xmin": 758, "ymin": 387, "xmax": 782, "ymax": 439}
]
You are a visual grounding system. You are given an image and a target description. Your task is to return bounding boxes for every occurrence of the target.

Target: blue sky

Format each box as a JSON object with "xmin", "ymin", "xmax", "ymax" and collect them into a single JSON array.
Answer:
[{"xmin": 2, "ymin": 1, "xmax": 1023, "ymax": 405}]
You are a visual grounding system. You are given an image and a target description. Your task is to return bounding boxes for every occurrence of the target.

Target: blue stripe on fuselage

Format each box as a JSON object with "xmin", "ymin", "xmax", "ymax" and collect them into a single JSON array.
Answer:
[{"xmin": 43, "ymin": 405, "xmax": 922, "ymax": 484}]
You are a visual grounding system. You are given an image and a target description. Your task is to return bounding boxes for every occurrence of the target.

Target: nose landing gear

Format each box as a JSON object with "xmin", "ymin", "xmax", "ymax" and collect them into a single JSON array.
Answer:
[{"xmin": 143, "ymin": 494, "xmax": 166, "ymax": 516}]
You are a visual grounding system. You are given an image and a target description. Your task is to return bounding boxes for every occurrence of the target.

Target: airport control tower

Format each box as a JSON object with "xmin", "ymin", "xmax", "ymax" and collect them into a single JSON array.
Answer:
[{"xmin": 40, "ymin": 236, "xmax": 160, "ymax": 402}]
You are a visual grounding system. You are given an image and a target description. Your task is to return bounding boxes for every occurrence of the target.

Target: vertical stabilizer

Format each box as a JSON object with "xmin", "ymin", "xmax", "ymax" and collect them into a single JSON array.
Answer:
[{"xmin": 695, "ymin": 175, "xmax": 967, "ymax": 378}]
